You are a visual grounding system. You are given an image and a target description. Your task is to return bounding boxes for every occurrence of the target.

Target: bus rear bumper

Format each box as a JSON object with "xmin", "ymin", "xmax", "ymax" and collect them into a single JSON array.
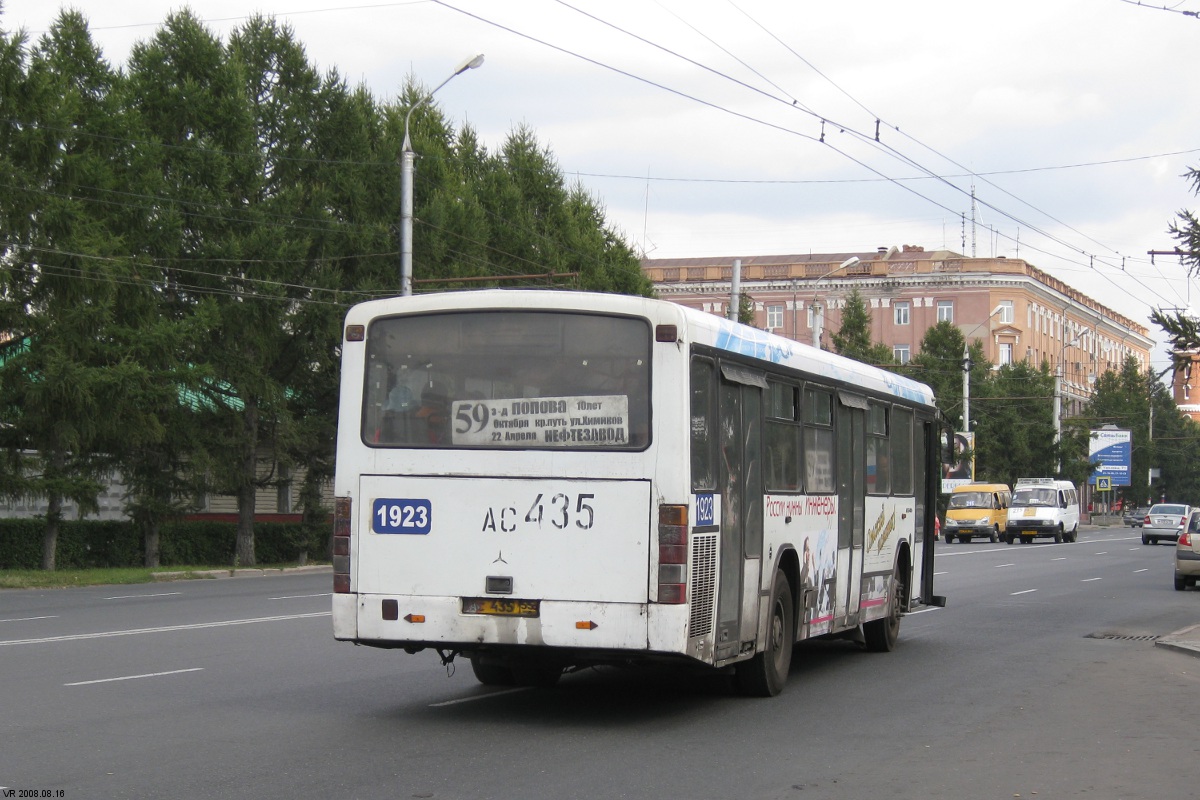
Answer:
[{"xmin": 341, "ymin": 593, "xmax": 662, "ymax": 653}]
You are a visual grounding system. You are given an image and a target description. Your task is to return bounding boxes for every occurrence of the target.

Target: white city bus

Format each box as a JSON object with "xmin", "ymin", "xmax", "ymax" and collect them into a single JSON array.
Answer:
[{"xmin": 331, "ymin": 290, "xmax": 945, "ymax": 695}]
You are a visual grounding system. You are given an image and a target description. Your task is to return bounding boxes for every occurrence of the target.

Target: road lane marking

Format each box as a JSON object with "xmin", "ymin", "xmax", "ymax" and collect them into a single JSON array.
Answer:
[
  {"xmin": 0, "ymin": 616, "xmax": 58, "ymax": 623},
  {"xmin": 1051, "ymin": 557, "xmax": 1066, "ymax": 561},
  {"xmin": 1081, "ymin": 577, "xmax": 1102, "ymax": 582},
  {"xmin": 0, "ymin": 611, "xmax": 330, "ymax": 646},
  {"xmin": 66, "ymin": 668, "xmax": 204, "ymax": 687},
  {"xmin": 268, "ymin": 593, "xmax": 330, "ymax": 600},
  {"xmin": 1010, "ymin": 589, "xmax": 1038, "ymax": 595},
  {"xmin": 1093, "ymin": 552, "xmax": 1108, "ymax": 555},
  {"xmin": 933, "ymin": 571, "xmax": 948, "ymax": 575},
  {"xmin": 995, "ymin": 563, "xmax": 1015, "ymax": 568},
  {"xmin": 1134, "ymin": 568, "xmax": 1148, "ymax": 573},
  {"xmin": 104, "ymin": 592, "xmax": 182, "ymax": 600},
  {"xmin": 431, "ymin": 688, "xmax": 529, "ymax": 706}
]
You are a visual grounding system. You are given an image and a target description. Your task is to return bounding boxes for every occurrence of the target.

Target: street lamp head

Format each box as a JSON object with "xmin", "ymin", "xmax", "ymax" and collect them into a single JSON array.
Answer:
[
  {"xmin": 455, "ymin": 53, "xmax": 486, "ymax": 74},
  {"xmin": 989, "ymin": 304, "xmax": 1004, "ymax": 317},
  {"xmin": 840, "ymin": 256, "xmax": 861, "ymax": 270}
]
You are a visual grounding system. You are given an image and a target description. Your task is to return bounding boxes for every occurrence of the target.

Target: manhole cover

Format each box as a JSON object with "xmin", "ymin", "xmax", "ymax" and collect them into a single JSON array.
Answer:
[{"xmin": 1086, "ymin": 632, "xmax": 1159, "ymax": 641}]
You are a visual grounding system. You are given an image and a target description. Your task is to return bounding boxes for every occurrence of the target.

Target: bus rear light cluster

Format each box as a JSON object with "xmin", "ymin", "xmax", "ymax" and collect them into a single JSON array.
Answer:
[
  {"xmin": 333, "ymin": 496, "xmax": 352, "ymax": 594},
  {"xmin": 657, "ymin": 504, "xmax": 688, "ymax": 604}
]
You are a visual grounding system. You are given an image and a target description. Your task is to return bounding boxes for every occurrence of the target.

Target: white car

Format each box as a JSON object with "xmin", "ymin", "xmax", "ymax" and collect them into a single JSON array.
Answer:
[{"xmin": 1142, "ymin": 503, "xmax": 1191, "ymax": 546}]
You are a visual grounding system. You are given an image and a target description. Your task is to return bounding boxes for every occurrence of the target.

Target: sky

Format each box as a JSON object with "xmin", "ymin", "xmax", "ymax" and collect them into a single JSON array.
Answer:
[{"xmin": 4, "ymin": 0, "xmax": 1200, "ymax": 371}]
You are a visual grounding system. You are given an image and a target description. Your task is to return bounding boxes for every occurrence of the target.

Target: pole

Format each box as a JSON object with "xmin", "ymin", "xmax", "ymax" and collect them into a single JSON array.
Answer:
[
  {"xmin": 1054, "ymin": 368, "xmax": 1063, "ymax": 474},
  {"xmin": 399, "ymin": 54, "xmax": 484, "ymax": 296},
  {"xmin": 729, "ymin": 259, "xmax": 741, "ymax": 321},
  {"xmin": 400, "ymin": 145, "xmax": 415, "ymax": 296},
  {"xmin": 962, "ymin": 346, "xmax": 971, "ymax": 431}
]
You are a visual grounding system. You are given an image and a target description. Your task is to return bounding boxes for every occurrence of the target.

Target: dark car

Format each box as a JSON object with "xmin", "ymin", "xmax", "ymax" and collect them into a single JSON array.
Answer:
[{"xmin": 1123, "ymin": 506, "xmax": 1148, "ymax": 527}]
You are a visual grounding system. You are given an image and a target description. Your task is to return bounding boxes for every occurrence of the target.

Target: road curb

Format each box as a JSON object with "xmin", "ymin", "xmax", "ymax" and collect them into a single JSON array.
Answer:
[
  {"xmin": 1155, "ymin": 622, "xmax": 1200, "ymax": 659},
  {"xmin": 152, "ymin": 564, "xmax": 331, "ymax": 581}
]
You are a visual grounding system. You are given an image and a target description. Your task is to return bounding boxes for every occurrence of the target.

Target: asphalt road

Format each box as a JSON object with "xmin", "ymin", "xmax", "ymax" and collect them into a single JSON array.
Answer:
[{"xmin": 2, "ymin": 525, "xmax": 1198, "ymax": 800}]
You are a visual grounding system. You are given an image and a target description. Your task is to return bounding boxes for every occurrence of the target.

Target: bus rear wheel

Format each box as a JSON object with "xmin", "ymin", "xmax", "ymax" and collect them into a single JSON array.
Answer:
[
  {"xmin": 510, "ymin": 659, "xmax": 563, "ymax": 688},
  {"xmin": 469, "ymin": 655, "xmax": 515, "ymax": 686},
  {"xmin": 864, "ymin": 563, "xmax": 903, "ymax": 652},
  {"xmin": 735, "ymin": 571, "xmax": 794, "ymax": 697}
]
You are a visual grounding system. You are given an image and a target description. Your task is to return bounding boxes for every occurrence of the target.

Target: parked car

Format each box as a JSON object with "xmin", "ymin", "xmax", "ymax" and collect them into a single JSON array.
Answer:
[
  {"xmin": 1175, "ymin": 510, "xmax": 1200, "ymax": 590},
  {"xmin": 1142, "ymin": 503, "xmax": 1192, "ymax": 545},
  {"xmin": 1123, "ymin": 506, "xmax": 1148, "ymax": 527}
]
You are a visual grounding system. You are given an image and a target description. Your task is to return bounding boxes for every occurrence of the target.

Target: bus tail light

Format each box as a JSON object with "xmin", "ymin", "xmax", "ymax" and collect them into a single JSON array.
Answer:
[
  {"xmin": 333, "ymin": 496, "xmax": 352, "ymax": 594},
  {"xmin": 658, "ymin": 504, "xmax": 688, "ymax": 604}
]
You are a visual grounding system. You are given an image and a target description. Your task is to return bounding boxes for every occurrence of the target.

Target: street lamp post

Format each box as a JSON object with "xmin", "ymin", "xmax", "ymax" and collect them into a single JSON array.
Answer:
[
  {"xmin": 400, "ymin": 53, "xmax": 485, "ymax": 296},
  {"xmin": 811, "ymin": 256, "xmax": 861, "ymax": 350},
  {"xmin": 962, "ymin": 304, "xmax": 1005, "ymax": 432}
]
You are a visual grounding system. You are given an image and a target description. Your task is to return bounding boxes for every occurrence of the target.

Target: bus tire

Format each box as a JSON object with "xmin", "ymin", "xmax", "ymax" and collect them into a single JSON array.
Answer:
[
  {"xmin": 511, "ymin": 659, "xmax": 563, "ymax": 688},
  {"xmin": 469, "ymin": 655, "xmax": 515, "ymax": 687},
  {"xmin": 735, "ymin": 571, "xmax": 794, "ymax": 697},
  {"xmin": 1053, "ymin": 526, "xmax": 1063, "ymax": 543},
  {"xmin": 864, "ymin": 563, "xmax": 903, "ymax": 653}
]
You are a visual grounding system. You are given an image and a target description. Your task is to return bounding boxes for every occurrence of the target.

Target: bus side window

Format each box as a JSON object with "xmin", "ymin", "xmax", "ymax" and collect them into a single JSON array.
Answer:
[{"xmin": 690, "ymin": 357, "xmax": 717, "ymax": 491}]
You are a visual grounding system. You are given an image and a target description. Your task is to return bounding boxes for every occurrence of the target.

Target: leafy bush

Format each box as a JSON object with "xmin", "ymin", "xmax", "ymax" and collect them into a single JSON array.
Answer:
[{"xmin": 0, "ymin": 518, "xmax": 328, "ymax": 570}]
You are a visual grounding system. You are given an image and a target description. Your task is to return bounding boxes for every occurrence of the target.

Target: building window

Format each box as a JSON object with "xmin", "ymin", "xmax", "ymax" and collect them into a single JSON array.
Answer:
[
  {"xmin": 806, "ymin": 306, "xmax": 815, "ymax": 328},
  {"xmin": 894, "ymin": 301, "xmax": 910, "ymax": 326},
  {"xmin": 999, "ymin": 342, "xmax": 1013, "ymax": 365},
  {"xmin": 275, "ymin": 465, "xmax": 292, "ymax": 514},
  {"xmin": 766, "ymin": 304, "xmax": 784, "ymax": 331},
  {"xmin": 937, "ymin": 300, "xmax": 954, "ymax": 323},
  {"xmin": 998, "ymin": 300, "xmax": 1014, "ymax": 324},
  {"xmin": 893, "ymin": 344, "xmax": 910, "ymax": 364}
]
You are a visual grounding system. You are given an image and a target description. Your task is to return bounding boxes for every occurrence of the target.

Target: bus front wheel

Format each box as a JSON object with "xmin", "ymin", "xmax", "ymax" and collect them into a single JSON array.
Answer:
[{"xmin": 735, "ymin": 571, "xmax": 794, "ymax": 697}]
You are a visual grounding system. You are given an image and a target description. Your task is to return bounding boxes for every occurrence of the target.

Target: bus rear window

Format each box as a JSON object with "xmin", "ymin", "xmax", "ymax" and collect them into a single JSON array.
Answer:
[{"xmin": 362, "ymin": 310, "xmax": 651, "ymax": 450}]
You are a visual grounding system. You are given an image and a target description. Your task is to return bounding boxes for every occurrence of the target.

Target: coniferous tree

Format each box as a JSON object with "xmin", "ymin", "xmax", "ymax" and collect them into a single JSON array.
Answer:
[{"xmin": 830, "ymin": 288, "xmax": 894, "ymax": 366}]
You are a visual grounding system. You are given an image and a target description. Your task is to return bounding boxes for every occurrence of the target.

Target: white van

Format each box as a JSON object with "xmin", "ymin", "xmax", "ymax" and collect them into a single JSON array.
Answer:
[{"xmin": 1004, "ymin": 478, "xmax": 1080, "ymax": 544}]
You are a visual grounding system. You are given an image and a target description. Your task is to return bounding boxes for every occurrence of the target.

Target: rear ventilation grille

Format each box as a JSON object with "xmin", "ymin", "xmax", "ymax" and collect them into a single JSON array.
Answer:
[{"xmin": 688, "ymin": 533, "xmax": 718, "ymax": 639}]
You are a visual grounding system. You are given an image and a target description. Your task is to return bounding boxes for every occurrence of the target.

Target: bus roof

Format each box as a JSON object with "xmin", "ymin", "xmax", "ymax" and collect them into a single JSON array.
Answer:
[{"xmin": 345, "ymin": 289, "xmax": 937, "ymax": 409}]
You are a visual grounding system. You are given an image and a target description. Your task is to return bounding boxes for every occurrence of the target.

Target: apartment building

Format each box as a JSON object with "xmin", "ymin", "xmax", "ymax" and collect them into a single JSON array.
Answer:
[{"xmin": 642, "ymin": 245, "xmax": 1154, "ymax": 417}]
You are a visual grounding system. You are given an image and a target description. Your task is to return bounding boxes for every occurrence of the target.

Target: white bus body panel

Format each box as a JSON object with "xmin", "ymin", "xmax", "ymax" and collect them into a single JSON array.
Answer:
[{"xmin": 355, "ymin": 475, "xmax": 651, "ymax": 601}]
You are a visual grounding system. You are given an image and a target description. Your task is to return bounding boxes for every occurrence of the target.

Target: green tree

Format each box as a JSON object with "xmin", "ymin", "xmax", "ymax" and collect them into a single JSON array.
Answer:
[
  {"xmin": 905, "ymin": 320, "xmax": 978, "ymax": 429},
  {"xmin": 1079, "ymin": 357, "xmax": 1154, "ymax": 507},
  {"xmin": 0, "ymin": 12, "xmax": 162, "ymax": 569},
  {"xmin": 971, "ymin": 360, "xmax": 1059, "ymax": 486},
  {"xmin": 1152, "ymin": 164, "xmax": 1200, "ymax": 359},
  {"xmin": 830, "ymin": 288, "xmax": 894, "ymax": 366},
  {"xmin": 1145, "ymin": 377, "xmax": 1200, "ymax": 503}
]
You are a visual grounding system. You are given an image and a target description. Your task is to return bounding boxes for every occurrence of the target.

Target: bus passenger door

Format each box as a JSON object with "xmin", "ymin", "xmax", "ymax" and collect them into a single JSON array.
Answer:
[
  {"xmin": 836, "ymin": 396, "xmax": 866, "ymax": 626},
  {"xmin": 715, "ymin": 378, "xmax": 763, "ymax": 662}
]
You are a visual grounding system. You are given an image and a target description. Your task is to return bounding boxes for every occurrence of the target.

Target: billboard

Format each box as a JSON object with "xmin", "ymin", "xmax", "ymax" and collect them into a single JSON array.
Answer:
[
  {"xmin": 1089, "ymin": 428, "xmax": 1131, "ymax": 486},
  {"xmin": 942, "ymin": 431, "xmax": 975, "ymax": 494}
]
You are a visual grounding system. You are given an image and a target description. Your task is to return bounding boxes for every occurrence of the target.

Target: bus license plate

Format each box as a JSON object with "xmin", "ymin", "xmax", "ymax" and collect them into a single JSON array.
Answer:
[{"xmin": 462, "ymin": 598, "xmax": 539, "ymax": 617}]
